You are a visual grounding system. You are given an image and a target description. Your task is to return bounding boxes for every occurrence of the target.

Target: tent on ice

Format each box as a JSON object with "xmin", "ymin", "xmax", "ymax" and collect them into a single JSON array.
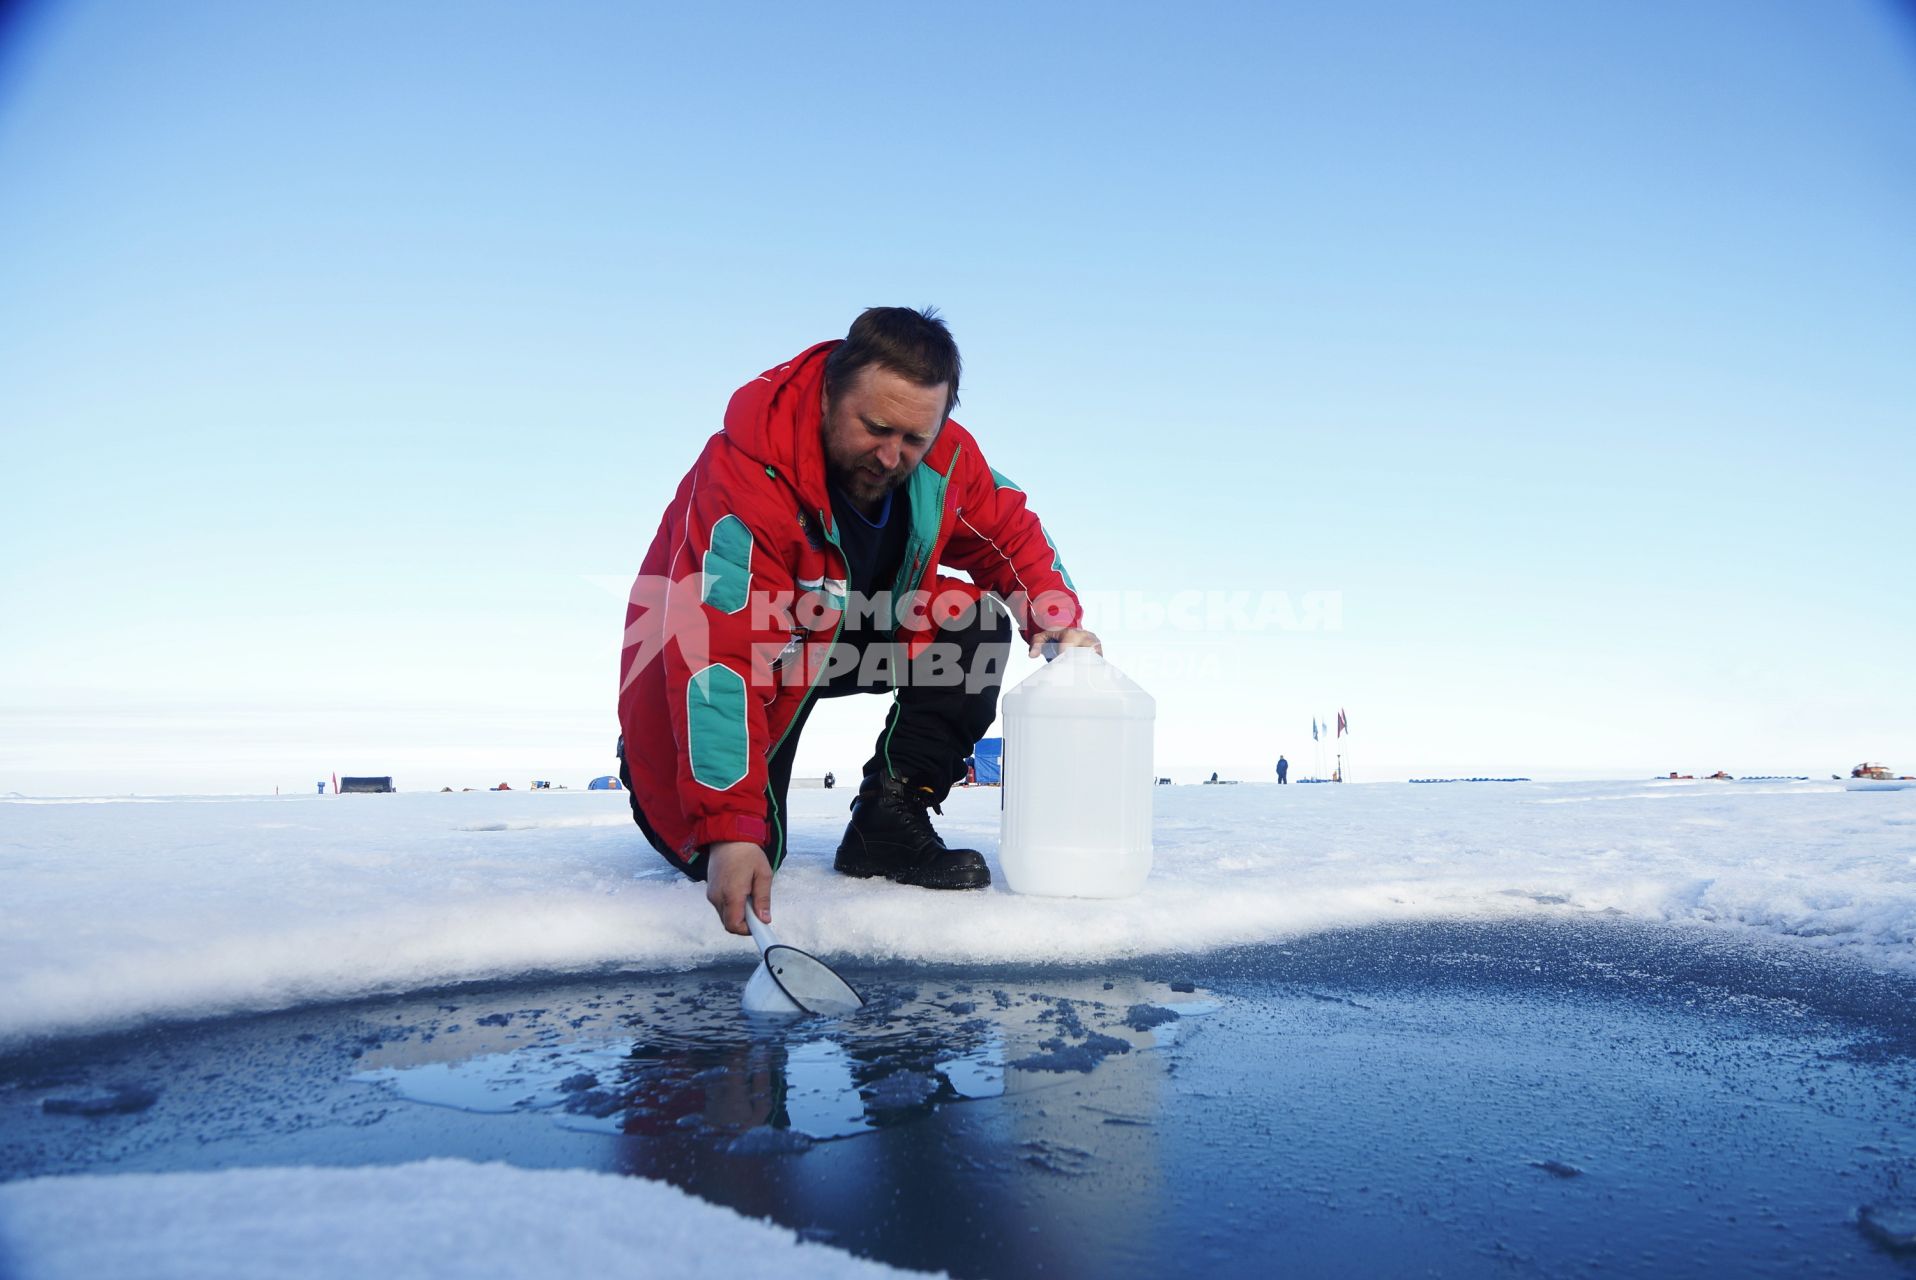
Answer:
[{"xmin": 969, "ymin": 738, "xmax": 1003, "ymax": 785}]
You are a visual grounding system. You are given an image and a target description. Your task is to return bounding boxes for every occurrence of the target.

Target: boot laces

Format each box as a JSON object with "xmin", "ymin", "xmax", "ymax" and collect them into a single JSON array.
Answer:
[{"xmin": 883, "ymin": 781, "xmax": 945, "ymax": 847}]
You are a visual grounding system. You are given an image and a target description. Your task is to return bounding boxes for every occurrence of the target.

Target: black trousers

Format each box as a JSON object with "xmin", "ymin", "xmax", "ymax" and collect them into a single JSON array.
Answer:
[{"xmin": 622, "ymin": 595, "xmax": 1013, "ymax": 878}]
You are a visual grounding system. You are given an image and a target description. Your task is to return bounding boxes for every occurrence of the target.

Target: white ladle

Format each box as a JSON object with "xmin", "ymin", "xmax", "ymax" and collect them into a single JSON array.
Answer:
[{"xmin": 740, "ymin": 900, "xmax": 865, "ymax": 1016}]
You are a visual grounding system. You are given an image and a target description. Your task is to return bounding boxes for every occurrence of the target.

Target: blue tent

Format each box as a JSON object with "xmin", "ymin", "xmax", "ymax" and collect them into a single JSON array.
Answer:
[
  {"xmin": 587, "ymin": 775, "xmax": 622, "ymax": 791},
  {"xmin": 972, "ymin": 738, "xmax": 1003, "ymax": 785}
]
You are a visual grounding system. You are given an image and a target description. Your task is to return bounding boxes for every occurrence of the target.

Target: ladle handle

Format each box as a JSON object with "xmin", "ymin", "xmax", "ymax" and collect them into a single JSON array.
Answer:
[{"xmin": 744, "ymin": 899, "xmax": 778, "ymax": 955}]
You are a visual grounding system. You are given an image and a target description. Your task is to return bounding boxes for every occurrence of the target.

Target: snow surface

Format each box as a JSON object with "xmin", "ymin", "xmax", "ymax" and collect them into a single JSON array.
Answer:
[
  {"xmin": 3, "ymin": 778, "xmax": 1912, "ymax": 1049},
  {"xmin": 0, "ymin": 1158, "xmax": 932, "ymax": 1279}
]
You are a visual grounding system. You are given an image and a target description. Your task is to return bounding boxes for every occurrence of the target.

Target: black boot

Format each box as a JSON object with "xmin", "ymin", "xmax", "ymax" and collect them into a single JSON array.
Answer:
[{"xmin": 834, "ymin": 775, "xmax": 991, "ymax": 890}]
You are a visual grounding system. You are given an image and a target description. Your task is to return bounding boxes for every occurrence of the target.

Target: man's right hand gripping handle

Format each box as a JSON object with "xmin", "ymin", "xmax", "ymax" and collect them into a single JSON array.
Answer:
[{"xmin": 705, "ymin": 842, "xmax": 773, "ymax": 935}]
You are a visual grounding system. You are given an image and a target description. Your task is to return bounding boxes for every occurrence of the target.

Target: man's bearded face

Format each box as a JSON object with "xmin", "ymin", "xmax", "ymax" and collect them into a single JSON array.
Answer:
[{"xmin": 820, "ymin": 366, "xmax": 948, "ymax": 514}]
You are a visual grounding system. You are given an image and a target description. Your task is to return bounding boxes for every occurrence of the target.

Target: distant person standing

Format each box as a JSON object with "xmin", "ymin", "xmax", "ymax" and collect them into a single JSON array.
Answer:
[{"xmin": 1276, "ymin": 755, "xmax": 1288, "ymax": 784}]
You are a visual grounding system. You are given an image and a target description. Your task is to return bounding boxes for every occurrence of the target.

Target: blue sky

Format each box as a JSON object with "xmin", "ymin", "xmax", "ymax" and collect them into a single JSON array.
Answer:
[{"xmin": 2, "ymin": 0, "xmax": 1912, "ymax": 793}]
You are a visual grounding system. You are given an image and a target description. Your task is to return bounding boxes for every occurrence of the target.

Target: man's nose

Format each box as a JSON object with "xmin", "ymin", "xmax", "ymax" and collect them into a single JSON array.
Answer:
[{"xmin": 874, "ymin": 440, "xmax": 902, "ymax": 470}]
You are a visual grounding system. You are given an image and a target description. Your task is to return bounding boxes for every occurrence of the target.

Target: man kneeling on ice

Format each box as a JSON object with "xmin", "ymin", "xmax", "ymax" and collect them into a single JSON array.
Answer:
[{"xmin": 617, "ymin": 307, "xmax": 1099, "ymax": 934}]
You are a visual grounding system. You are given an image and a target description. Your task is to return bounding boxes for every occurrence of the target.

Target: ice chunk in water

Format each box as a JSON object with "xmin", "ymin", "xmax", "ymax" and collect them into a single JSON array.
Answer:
[{"xmin": 1858, "ymin": 1204, "xmax": 1916, "ymax": 1253}]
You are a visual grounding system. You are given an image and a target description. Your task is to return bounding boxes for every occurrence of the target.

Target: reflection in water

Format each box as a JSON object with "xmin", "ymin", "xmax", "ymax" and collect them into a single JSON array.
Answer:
[
  {"xmin": 354, "ymin": 972, "xmax": 1201, "ymax": 1275},
  {"xmin": 356, "ymin": 976, "xmax": 1198, "ymax": 1148},
  {"xmin": 355, "ymin": 1041, "xmax": 633, "ymax": 1116}
]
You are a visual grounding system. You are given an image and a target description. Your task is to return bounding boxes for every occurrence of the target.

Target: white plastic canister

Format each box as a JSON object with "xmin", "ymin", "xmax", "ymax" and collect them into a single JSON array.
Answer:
[{"xmin": 997, "ymin": 647, "xmax": 1155, "ymax": 897}]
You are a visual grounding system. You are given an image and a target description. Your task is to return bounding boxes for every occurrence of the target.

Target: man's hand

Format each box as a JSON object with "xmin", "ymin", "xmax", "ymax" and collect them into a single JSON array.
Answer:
[
  {"xmin": 705, "ymin": 842, "xmax": 773, "ymax": 935},
  {"xmin": 1028, "ymin": 627, "xmax": 1103, "ymax": 658}
]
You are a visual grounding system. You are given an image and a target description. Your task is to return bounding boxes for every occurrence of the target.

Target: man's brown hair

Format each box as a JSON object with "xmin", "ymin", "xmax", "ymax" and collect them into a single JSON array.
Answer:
[{"xmin": 822, "ymin": 306, "xmax": 962, "ymax": 417}]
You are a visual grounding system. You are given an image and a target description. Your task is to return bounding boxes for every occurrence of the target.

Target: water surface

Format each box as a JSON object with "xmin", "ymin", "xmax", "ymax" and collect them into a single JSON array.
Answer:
[{"xmin": 4, "ymin": 919, "xmax": 1914, "ymax": 1277}]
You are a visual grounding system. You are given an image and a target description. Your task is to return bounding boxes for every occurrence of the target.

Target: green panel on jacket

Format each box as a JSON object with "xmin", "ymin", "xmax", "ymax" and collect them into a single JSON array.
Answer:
[
  {"xmin": 686, "ymin": 663, "xmax": 749, "ymax": 790},
  {"xmin": 702, "ymin": 515, "xmax": 753, "ymax": 615}
]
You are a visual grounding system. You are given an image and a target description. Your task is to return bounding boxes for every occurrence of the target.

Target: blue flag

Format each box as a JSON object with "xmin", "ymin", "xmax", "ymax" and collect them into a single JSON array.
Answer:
[{"xmin": 1312, "ymin": 718, "xmax": 1319, "ymax": 742}]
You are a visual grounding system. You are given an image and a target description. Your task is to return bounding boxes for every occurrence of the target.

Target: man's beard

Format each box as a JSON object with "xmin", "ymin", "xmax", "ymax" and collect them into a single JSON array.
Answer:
[{"xmin": 828, "ymin": 458, "xmax": 906, "ymax": 507}]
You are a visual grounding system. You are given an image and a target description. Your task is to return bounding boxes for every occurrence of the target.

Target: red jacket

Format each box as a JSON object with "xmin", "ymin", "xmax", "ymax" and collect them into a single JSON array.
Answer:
[{"xmin": 617, "ymin": 340, "xmax": 1083, "ymax": 869}]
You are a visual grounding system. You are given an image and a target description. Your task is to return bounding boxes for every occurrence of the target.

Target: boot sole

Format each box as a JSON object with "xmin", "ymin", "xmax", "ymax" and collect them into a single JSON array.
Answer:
[{"xmin": 833, "ymin": 854, "xmax": 991, "ymax": 891}]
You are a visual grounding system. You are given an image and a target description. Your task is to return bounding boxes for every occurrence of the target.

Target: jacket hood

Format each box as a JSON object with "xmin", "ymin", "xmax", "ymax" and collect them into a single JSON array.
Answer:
[{"xmin": 721, "ymin": 340, "xmax": 837, "ymax": 517}]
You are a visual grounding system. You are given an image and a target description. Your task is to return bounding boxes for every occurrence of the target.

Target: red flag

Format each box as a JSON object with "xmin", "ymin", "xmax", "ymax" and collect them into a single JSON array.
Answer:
[
  {"xmin": 1336, "ymin": 709, "xmax": 1348, "ymax": 738},
  {"xmin": 331, "ymin": 772, "xmax": 338, "ymax": 795}
]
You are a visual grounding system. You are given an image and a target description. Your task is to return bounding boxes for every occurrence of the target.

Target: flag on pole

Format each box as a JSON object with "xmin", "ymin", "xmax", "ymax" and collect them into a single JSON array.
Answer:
[
  {"xmin": 1336, "ymin": 709, "xmax": 1348, "ymax": 737},
  {"xmin": 1312, "ymin": 718, "xmax": 1319, "ymax": 742}
]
